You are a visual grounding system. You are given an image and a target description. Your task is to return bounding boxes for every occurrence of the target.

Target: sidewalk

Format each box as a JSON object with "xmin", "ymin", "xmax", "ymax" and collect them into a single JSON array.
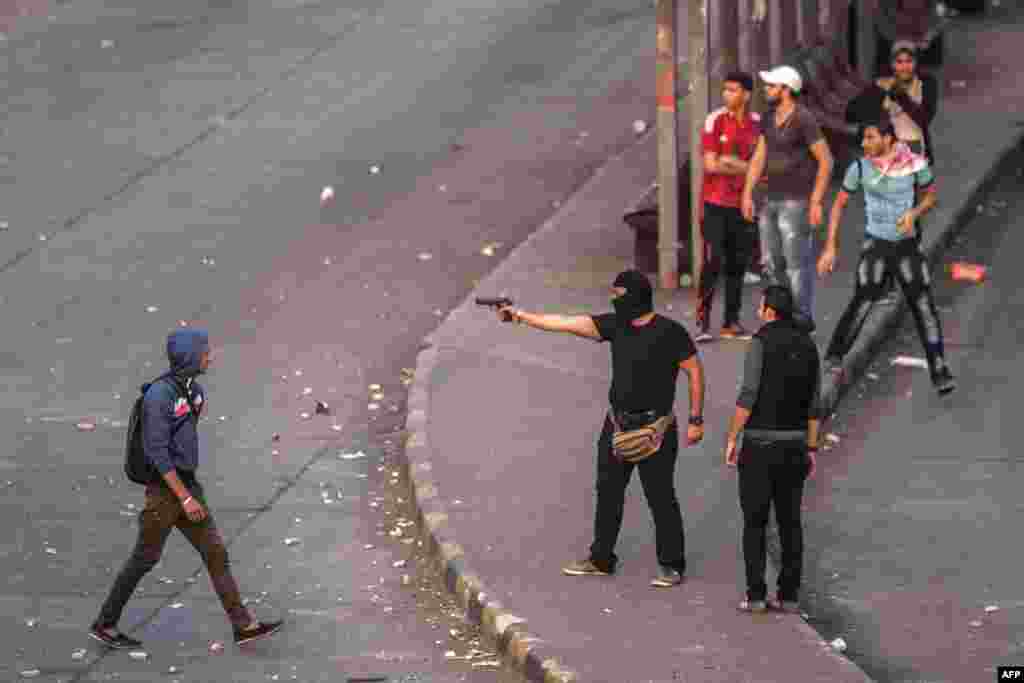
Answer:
[{"xmin": 401, "ymin": 9, "xmax": 1024, "ymax": 683}]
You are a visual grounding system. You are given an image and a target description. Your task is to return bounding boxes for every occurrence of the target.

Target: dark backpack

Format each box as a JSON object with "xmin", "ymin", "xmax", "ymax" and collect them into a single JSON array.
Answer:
[{"xmin": 124, "ymin": 374, "xmax": 195, "ymax": 485}]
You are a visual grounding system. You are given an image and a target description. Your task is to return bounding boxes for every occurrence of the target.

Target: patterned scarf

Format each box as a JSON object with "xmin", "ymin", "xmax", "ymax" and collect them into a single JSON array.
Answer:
[{"xmin": 867, "ymin": 142, "xmax": 928, "ymax": 182}]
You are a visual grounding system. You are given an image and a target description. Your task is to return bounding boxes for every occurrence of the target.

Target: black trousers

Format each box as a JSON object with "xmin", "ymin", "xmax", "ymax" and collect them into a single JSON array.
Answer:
[
  {"xmin": 589, "ymin": 417, "xmax": 685, "ymax": 573},
  {"xmin": 697, "ymin": 202, "xmax": 757, "ymax": 329},
  {"xmin": 738, "ymin": 439, "xmax": 810, "ymax": 602},
  {"xmin": 825, "ymin": 235, "xmax": 948, "ymax": 377}
]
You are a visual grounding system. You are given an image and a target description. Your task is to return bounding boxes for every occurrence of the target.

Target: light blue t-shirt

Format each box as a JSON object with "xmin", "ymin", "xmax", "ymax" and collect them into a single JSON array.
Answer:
[{"xmin": 842, "ymin": 157, "xmax": 935, "ymax": 242}]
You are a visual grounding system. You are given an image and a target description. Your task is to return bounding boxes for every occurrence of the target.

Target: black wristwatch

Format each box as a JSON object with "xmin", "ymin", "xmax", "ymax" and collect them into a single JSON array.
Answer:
[{"xmin": 688, "ymin": 415, "xmax": 704, "ymax": 427}]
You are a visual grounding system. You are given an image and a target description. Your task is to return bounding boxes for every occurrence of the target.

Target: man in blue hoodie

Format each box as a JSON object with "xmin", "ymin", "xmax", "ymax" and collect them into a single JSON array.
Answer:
[{"xmin": 91, "ymin": 329, "xmax": 283, "ymax": 648}]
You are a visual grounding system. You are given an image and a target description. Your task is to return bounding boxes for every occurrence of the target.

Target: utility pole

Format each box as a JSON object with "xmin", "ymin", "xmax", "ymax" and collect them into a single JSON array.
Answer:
[
  {"xmin": 655, "ymin": 0, "xmax": 679, "ymax": 290},
  {"xmin": 687, "ymin": 0, "xmax": 709, "ymax": 290}
]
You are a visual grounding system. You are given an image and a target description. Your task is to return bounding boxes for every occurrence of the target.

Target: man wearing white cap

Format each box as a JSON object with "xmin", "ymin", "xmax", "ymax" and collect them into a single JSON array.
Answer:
[{"xmin": 742, "ymin": 65, "xmax": 833, "ymax": 332}]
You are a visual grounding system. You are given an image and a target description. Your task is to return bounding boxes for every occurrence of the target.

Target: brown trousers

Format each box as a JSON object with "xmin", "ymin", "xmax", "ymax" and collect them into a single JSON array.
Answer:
[{"xmin": 96, "ymin": 478, "xmax": 252, "ymax": 628}]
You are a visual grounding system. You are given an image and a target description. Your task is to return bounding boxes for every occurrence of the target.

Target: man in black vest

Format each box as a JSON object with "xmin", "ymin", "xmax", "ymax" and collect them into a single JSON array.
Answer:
[{"xmin": 724, "ymin": 285, "xmax": 822, "ymax": 613}]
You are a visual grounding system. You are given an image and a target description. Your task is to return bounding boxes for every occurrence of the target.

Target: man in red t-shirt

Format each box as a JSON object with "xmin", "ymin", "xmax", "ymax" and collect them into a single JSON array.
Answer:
[{"xmin": 696, "ymin": 71, "xmax": 762, "ymax": 343}]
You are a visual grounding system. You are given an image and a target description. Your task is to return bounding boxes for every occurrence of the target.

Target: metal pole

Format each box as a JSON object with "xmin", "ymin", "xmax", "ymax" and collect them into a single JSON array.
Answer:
[
  {"xmin": 855, "ymin": 0, "xmax": 878, "ymax": 81},
  {"xmin": 656, "ymin": 0, "xmax": 679, "ymax": 290},
  {"xmin": 687, "ymin": 0, "xmax": 709, "ymax": 290}
]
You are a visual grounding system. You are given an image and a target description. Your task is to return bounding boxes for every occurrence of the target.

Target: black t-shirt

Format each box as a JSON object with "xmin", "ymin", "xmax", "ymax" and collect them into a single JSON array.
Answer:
[{"xmin": 591, "ymin": 313, "xmax": 697, "ymax": 415}]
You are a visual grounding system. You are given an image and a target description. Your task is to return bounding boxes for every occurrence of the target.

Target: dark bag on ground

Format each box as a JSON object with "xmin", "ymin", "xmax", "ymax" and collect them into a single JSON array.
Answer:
[
  {"xmin": 124, "ymin": 374, "xmax": 194, "ymax": 485},
  {"xmin": 609, "ymin": 409, "xmax": 675, "ymax": 463}
]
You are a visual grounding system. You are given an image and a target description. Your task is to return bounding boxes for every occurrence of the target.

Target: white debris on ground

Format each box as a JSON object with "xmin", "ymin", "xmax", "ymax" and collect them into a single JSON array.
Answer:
[{"xmin": 890, "ymin": 356, "xmax": 929, "ymax": 369}]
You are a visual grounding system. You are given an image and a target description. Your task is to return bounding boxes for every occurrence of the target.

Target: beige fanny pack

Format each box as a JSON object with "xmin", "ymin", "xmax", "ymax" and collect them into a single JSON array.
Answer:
[{"xmin": 609, "ymin": 411, "xmax": 675, "ymax": 463}]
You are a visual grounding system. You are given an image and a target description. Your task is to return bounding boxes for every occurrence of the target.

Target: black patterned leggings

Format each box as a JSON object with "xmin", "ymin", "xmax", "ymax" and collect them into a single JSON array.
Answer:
[{"xmin": 825, "ymin": 236, "xmax": 948, "ymax": 377}]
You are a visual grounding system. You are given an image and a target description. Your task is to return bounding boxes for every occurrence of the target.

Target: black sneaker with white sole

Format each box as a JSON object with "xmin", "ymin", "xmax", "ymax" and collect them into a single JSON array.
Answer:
[
  {"xmin": 932, "ymin": 367, "xmax": 956, "ymax": 395},
  {"xmin": 737, "ymin": 599, "xmax": 767, "ymax": 613},
  {"xmin": 233, "ymin": 619, "xmax": 284, "ymax": 645},
  {"xmin": 89, "ymin": 624, "xmax": 143, "ymax": 649}
]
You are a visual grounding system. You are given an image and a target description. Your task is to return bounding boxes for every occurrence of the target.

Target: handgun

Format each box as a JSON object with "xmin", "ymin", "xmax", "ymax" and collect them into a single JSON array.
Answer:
[{"xmin": 475, "ymin": 296, "xmax": 515, "ymax": 322}]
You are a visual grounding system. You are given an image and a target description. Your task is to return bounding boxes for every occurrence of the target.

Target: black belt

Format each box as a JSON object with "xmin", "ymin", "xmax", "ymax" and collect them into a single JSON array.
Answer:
[
  {"xmin": 611, "ymin": 409, "xmax": 662, "ymax": 431},
  {"xmin": 744, "ymin": 428, "xmax": 807, "ymax": 441}
]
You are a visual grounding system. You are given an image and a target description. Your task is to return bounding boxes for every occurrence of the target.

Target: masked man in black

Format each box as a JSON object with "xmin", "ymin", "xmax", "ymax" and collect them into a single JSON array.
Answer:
[{"xmin": 496, "ymin": 270, "xmax": 705, "ymax": 587}]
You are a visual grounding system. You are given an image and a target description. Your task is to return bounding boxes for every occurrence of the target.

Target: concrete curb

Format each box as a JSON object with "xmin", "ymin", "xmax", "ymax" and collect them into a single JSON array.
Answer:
[
  {"xmin": 397, "ymin": 130, "xmax": 658, "ymax": 683},
  {"xmin": 401, "ymin": 344, "xmax": 577, "ymax": 683},
  {"xmin": 818, "ymin": 131, "xmax": 1024, "ymax": 418},
  {"xmin": 398, "ymin": 132, "xmax": 663, "ymax": 682}
]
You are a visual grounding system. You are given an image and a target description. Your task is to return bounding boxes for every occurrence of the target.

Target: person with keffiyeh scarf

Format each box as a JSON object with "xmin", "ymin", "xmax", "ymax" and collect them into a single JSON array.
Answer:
[{"xmin": 817, "ymin": 121, "xmax": 955, "ymax": 396}]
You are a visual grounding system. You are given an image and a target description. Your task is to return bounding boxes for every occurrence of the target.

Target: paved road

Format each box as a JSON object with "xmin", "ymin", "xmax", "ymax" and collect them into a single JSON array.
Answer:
[
  {"xmin": 0, "ymin": 0, "xmax": 657, "ymax": 680},
  {"xmin": 798, "ymin": 149, "xmax": 1024, "ymax": 683}
]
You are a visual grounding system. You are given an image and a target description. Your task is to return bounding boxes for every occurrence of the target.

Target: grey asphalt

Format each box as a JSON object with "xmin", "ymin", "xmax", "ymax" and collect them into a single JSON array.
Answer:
[
  {"xmin": 402, "ymin": 4, "xmax": 1024, "ymax": 683},
  {"xmin": 0, "ymin": 0, "xmax": 665, "ymax": 681},
  {"xmin": 797, "ymin": 146, "xmax": 1024, "ymax": 683}
]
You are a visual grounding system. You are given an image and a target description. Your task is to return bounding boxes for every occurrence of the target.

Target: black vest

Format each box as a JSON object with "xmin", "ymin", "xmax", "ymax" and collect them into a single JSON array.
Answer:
[{"xmin": 746, "ymin": 319, "xmax": 820, "ymax": 431}]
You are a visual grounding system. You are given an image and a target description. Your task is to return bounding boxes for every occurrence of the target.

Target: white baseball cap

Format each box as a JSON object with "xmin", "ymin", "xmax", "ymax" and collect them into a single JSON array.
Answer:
[{"xmin": 759, "ymin": 65, "xmax": 803, "ymax": 94}]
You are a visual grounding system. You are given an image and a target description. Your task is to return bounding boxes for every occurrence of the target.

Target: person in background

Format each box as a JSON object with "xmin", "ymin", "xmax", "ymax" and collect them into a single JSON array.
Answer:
[
  {"xmin": 742, "ymin": 65, "xmax": 834, "ymax": 333},
  {"xmin": 696, "ymin": 70, "xmax": 762, "ymax": 343},
  {"xmin": 817, "ymin": 121, "xmax": 955, "ymax": 395},
  {"xmin": 846, "ymin": 41, "xmax": 938, "ymax": 164}
]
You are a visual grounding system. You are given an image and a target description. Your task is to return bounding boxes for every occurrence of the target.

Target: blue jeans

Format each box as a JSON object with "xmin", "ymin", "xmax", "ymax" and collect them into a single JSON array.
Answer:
[{"xmin": 757, "ymin": 198, "xmax": 816, "ymax": 323}]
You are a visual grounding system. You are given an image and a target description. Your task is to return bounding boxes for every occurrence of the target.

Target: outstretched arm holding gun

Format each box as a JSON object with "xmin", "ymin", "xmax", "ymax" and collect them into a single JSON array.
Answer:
[{"xmin": 475, "ymin": 297, "xmax": 602, "ymax": 340}]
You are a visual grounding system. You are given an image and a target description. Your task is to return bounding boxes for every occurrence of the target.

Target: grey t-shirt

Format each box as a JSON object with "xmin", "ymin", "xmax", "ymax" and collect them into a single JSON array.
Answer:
[{"xmin": 758, "ymin": 104, "xmax": 825, "ymax": 199}]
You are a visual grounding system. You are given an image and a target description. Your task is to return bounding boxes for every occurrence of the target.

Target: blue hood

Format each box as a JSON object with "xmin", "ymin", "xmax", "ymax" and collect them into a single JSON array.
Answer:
[{"xmin": 166, "ymin": 328, "xmax": 209, "ymax": 378}]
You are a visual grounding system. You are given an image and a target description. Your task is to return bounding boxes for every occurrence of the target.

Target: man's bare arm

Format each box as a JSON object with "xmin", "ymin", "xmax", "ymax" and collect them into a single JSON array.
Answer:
[
  {"xmin": 726, "ymin": 406, "xmax": 751, "ymax": 444},
  {"xmin": 161, "ymin": 469, "xmax": 192, "ymax": 503},
  {"xmin": 511, "ymin": 310, "xmax": 603, "ymax": 341},
  {"xmin": 809, "ymin": 139, "xmax": 834, "ymax": 205},
  {"xmin": 912, "ymin": 186, "xmax": 937, "ymax": 218},
  {"xmin": 704, "ymin": 151, "xmax": 749, "ymax": 176},
  {"xmin": 679, "ymin": 355, "xmax": 705, "ymax": 419},
  {"xmin": 742, "ymin": 137, "xmax": 767, "ymax": 196},
  {"xmin": 825, "ymin": 190, "xmax": 850, "ymax": 248}
]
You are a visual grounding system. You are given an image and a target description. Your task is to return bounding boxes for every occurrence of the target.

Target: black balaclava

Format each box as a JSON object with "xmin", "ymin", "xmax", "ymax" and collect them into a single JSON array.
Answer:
[{"xmin": 612, "ymin": 270, "xmax": 654, "ymax": 322}]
